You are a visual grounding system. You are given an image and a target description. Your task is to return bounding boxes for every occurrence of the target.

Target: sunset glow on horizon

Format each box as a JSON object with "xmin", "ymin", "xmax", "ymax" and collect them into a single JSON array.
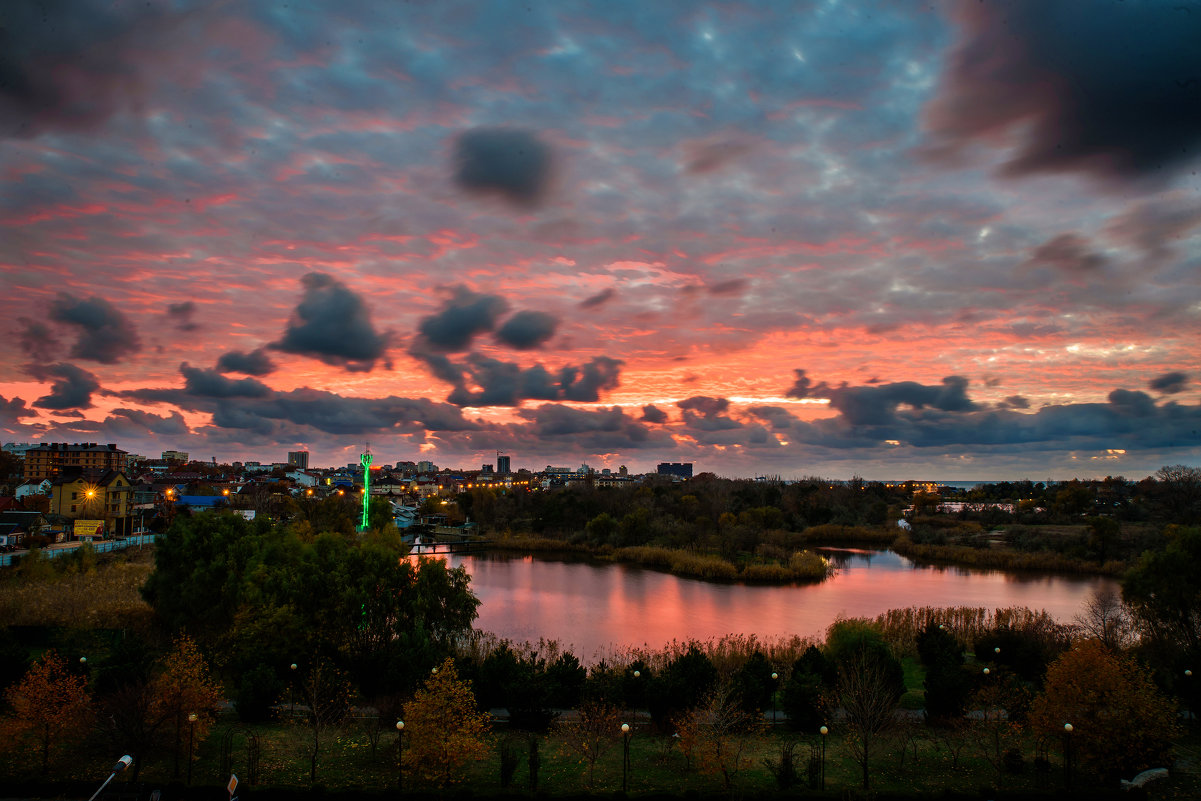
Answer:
[{"xmin": 2, "ymin": 1, "xmax": 1200, "ymax": 478}]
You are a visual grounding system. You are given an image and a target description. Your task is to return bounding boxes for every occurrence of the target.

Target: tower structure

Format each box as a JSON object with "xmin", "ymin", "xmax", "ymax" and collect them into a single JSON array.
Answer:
[{"xmin": 359, "ymin": 447, "xmax": 373, "ymax": 531}]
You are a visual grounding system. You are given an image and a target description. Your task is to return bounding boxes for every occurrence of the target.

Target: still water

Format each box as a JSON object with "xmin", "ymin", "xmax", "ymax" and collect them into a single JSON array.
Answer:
[{"xmin": 440, "ymin": 549, "xmax": 1118, "ymax": 662}]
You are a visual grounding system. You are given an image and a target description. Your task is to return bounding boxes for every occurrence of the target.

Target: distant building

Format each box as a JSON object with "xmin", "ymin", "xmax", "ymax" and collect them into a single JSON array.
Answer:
[
  {"xmin": 288, "ymin": 450, "xmax": 310, "ymax": 469},
  {"xmin": 657, "ymin": 462, "xmax": 693, "ymax": 479},
  {"xmin": 24, "ymin": 443, "xmax": 128, "ymax": 481},
  {"xmin": 417, "ymin": 461, "xmax": 437, "ymax": 474},
  {"xmin": 162, "ymin": 450, "xmax": 189, "ymax": 463},
  {"xmin": 497, "ymin": 455, "xmax": 511, "ymax": 475},
  {"xmin": 49, "ymin": 468, "xmax": 134, "ymax": 536}
]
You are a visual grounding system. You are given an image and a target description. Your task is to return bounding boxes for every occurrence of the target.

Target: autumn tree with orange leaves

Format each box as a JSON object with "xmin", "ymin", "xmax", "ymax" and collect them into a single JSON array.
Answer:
[
  {"xmin": 1029, "ymin": 639, "xmax": 1180, "ymax": 781},
  {"xmin": 402, "ymin": 658, "xmax": 490, "ymax": 788},
  {"xmin": 3, "ymin": 651, "xmax": 93, "ymax": 774},
  {"xmin": 152, "ymin": 634, "xmax": 223, "ymax": 780}
]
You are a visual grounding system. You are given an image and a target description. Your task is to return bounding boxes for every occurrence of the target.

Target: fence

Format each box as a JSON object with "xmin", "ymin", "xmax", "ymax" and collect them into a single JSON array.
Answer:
[{"xmin": 0, "ymin": 534, "xmax": 156, "ymax": 567}]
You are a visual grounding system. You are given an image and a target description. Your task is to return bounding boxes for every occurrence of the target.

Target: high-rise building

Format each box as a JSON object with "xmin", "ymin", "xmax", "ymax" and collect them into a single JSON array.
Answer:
[
  {"xmin": 162, "ymin": 450, "xmax": 189, "ymax": 463},
  {"xmin": 657, "ymin": 462, "xmax": 693, "ymax": 479},
  {"xmin": 497, "ymin": 455, "xmax": 511, "ymax": 474},
  {"xmin": 24, "ymin": 443, "xmax": 128, "ymax": 481},
  {"xmin": 288, "ymin": 450, "xmax": 310, "ymax": 469}
]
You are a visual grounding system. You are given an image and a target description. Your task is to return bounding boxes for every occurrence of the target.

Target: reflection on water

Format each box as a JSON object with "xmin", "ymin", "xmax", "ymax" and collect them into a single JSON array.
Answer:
[{"xmin": 438, "ymin": 549, "xmax": 1117, "ymax": 663}]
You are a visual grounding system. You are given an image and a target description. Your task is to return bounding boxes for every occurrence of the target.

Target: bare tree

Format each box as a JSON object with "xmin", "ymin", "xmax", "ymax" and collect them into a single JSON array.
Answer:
[
  {"xmin": 675, "ymin": 682, "xmax": 763, "ymax": 791},
  {"xmin": 837, "ymin": 651, "xmax": 900, "ymax": 792},
  {"xmin": 552, "ymin": 702, "xmax": 622, "ymax": 790},
  {"xmin": 1074, "ymin": 586, "xmax": 1136, "ymax": 651}
]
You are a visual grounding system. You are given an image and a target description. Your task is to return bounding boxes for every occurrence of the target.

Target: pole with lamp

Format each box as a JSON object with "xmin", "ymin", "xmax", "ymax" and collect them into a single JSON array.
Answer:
[
  {"xmin": 289, "ymin": 662, "xmax": 298, "ymax": 717},
  {"xmin": 187, "ymin": 712, "xmax": 197, "ymax": 784},
  {"xmin": 621, "ymin": 722, "xmax": 631, "ymax": 792},
  {"xmin": 770, "ymin": 672, "xmax": 778, "ymax": 726},
  {"xmin": 396, "ymin": 720, "xmax": 405, "ymax": 790},
  {"xmin": 1062, "ymin": 723, "xmax": 1073, "ymax": 792},
  {"xmin": 88, "ymin": 755, "xmax": 133, "ymax": 801},
  {"xmin": 1185, "ymin": 669, "xmax": 1193, "ymax": 723},
  {"xmin": 819, "ymin": 725, "xmax": 828, "ymax": 791}
]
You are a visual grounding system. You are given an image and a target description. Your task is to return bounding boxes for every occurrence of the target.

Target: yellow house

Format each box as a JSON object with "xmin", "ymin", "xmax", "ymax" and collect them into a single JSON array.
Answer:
[{"xmin": 50, "ymin": 469, "xmax": 134, "ymax": 537}]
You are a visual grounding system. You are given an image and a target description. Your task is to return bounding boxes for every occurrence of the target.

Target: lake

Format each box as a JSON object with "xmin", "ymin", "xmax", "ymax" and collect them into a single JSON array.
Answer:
[{"xmin": 437, "ymin": 549, "xmax": 1117, "ymax": 661}]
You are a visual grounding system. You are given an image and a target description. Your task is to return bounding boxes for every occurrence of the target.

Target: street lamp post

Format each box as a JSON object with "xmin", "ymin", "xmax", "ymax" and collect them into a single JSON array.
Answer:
[
  {"xmin": 1063, "ymin": 723, "xmax": 1073, "ymax": 792},
  {"xmin": 88, "ymin": 755, "xmax": 132, "ymax": 801},
  {"xmin": 396, "ymin": 720, "xmax": 404, "ymax": 791},
  {"xmin": 819, "ymin": 725, "xmax": 828, "ymax": 790},
  {"xmin": 290, "ymin": 662, "xmax": 297, "ymax": 716},
  {"xmin": 187, "ymin": 713, "xmax": 197, "ymax": 784},
  {"xmin": 1186, "ymin": 669, "xmax": 1194, "ymax": 722},
  {"xmin": 621, "ymin": 722, "xmax": 631, "ymax": 792},
  {"xmin": 771, "ymin": 672, "xmax": 778, "ymax": 725}
]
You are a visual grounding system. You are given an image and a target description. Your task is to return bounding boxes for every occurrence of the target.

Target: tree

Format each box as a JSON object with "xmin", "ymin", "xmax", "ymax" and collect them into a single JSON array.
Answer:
[
  {"xmin": 645, "ymin": 643, "xmax": 718, "ymax": 728},
  {"xmin": 1123, "ymin": 526, "xmax": 1201, "ymax": 661},
  {"xmin": 1154, "ymin": 465, "xmax": 1201, "ymax": 523},
  {"xmin": 1074, "ymin": 585, "xmax": 1136, "ymax": 652},
  {"xmin": 837, "ymin": 648, "xmax": 903, "ymax": 791},
  {"xmin": 3, "ymin": 651, "xmax": 92, "ymax": 774},
  {"xmin": 552, "ymin": 701, "xmax": 622, "ymax": 790},
  {"xmin": 151, "ymin": 634, "xmax": 223, "ymax": 780},
  {"xmin": 1028, "ymin": 639, "xmax": 1180, "ymax": 781},
  {"xmin": 676, "ymin": 682, "xmax": 763, "ymax": 790},
  {"xmin": 295, "ymin": 657, "xmax": 354, "ymax": 786},
  {"xmin": 916, "ymin": 622, "xmax": 971, "ymax": 723},
  {"xmin": 402, "ymin": 658, "xmax": 491, "ymax": 788},
  {"xmin": 780, "ymin": 645, "xmax": 834, "ymax": 731}
]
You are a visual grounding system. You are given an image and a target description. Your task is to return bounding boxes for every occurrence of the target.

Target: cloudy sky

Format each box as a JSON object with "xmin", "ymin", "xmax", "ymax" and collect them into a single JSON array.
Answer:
[{"xmin": 2, "ymin": 0, "xmax": 1200, "ymax": 479}]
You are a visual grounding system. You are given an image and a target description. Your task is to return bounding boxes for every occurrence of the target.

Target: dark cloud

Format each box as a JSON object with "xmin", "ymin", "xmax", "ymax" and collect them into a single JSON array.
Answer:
[
  {"xmin": 1106, "ymin": 199, "xmax": 1201, "ymax": 261},
  {"xmin": 784, "ymin": 373, "xmax": 1201, "ymax": 454},
  {"xmin": 495, "ymin": 310, "xmax": 558, "ymax": 350},
  {"xmin": 414, "ymin": 286, "xmax": 508, "ymax": 353},
  {"xmin": 559, "ymin": 357, "xmax": 623, "ymax": 402},
  {"xmin": 999, "ymin": 395, "xmax": 1031, "ymax": 410},
  {"xmin": 15, "ymin": 317, "xmax": 61, "ymax": 362},
  {"xmin": 517, "ymin": 405, "xmax": 668, "ymax": 451},
  {"xmin": 685, "ymin": 139, "xmax": 752, "ymax": 174},
  {"xmin": 49, "ymin": 293, "xmax": 141, "ymax": 364},
  {"xmin": 216, "ymin": 348, "xmax": 276, "ymax": 376},
  {"xmin": 28, "ymin": 362, "xmax": 101, "ymax": 411},
  {"xmin": 106, "ymin": 408, "xmax": 189, "ymax": 437},
  {"xmin": 1028, "ymin": 234, "xmax": 1106, "ymax": 274},
  {"xmin": 0, "ymin": 395, "xmax": 36, "ymax": 426},
  {"xmin": 788, "ymin": 371, "xmax": 976, "ymax": 426},
  {"xmin": 272, "ymin": 272, "xmax": 389, "ymax": 372},
  {"xmin": 641, "ymin": 404, "xmax": 668, "ymax": 424},
  {"xmin": 0, "ymin": 1, "xmax": 156, "ymax": 138},
  {"xmin": 440, "ymin": 355, "xmax": 623, "ymax": 407},
  {"xmin": 677, "ymin": 396, "xmax": 742, "ymax": 431},
  {"xmin": 454, "ymin": 127, "xmax": 552, "ymax": 207},
  {"xmin": 120, "ymin": 364, "xmax": 475, "ymax": 438},
  {"xmin": 926, "ymin": 1, "xmax": 1201, "ymax": 184},
  {"xmin": 166, "ymin": 301, "xmax": 199, "ymax": 332},
  {"xmin": 708, "ymin": 279, "xmax": 749, "ymax": 296},
  {"xmin": 579, "ymin": 289, "xmax": 615, "ymax": 309},
  {"xmin": 748, "ymin": 405, "xmax": 797, "ymax": 430},
  {"xmin": 1149, "ymin": 371, "xmax": 1190, "ymax": 394}
]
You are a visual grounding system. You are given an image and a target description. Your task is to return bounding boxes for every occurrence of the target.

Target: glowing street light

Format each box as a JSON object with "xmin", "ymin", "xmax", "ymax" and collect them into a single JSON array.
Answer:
[
  {"xmin": 621, "ymin": 723, "xmax": 631, "ymax": 792},
  {"xmin": 396, "ymin": 720, "xmax": 405, "ymax": 790},
  {"xmin": 819, "ymin": 725, "xmax": 828, "ymax": 790}
]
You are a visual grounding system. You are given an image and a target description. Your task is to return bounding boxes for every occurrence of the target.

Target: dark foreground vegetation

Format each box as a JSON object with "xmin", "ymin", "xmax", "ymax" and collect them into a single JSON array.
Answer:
[{"xmin": 0, "ymin": 465, "xmax": 1199, "ymax": 798}]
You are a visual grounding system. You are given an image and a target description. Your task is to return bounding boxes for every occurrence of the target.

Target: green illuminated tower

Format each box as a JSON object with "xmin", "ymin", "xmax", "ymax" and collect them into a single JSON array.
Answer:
[{"xmin": 359, "ymin": 447, "xmax": 373, "ymax": 531}]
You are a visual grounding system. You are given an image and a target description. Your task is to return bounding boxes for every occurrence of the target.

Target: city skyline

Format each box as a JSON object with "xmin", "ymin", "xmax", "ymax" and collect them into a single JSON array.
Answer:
[{"xmin": 2, "ymin": 1, "xmax": 1200, "ymax": 480}]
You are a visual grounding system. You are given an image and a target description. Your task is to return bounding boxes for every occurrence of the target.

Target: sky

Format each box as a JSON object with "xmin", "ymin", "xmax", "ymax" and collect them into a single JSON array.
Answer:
[{"xmin": 2, "ymin": 0, "xmax": 1200, "ymax": 480}]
